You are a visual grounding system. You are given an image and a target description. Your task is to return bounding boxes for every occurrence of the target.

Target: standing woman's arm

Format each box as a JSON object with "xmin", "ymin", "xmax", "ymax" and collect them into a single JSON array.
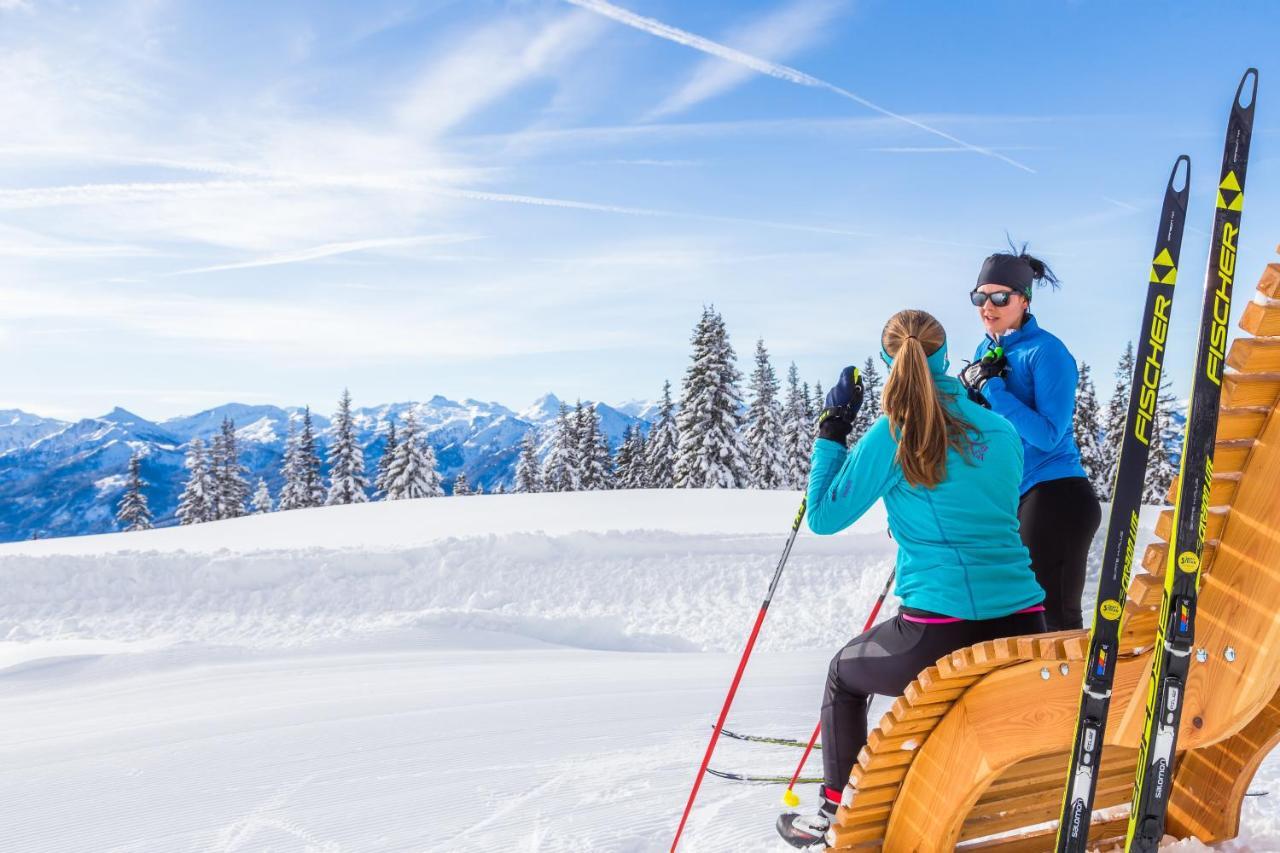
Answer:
[
  {"xmin": 981, "ymin": 345, "xmax": 1078, "ymax": 450},
  {"xmin": 806, "ymin": 418, "xmax": 902, "ymax": 535}
]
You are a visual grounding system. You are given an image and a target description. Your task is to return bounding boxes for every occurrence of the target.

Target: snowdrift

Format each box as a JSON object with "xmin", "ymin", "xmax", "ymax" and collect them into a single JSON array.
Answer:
[{"xmin": 0, "ymin": 490, "xmax": 1161, "ymax": 664}]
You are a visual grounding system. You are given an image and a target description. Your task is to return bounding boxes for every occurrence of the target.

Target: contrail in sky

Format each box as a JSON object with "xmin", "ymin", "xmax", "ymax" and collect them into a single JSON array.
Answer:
[{"xmin": 564, "ymin": 0, "xmax": 1036, "ymax": 173}]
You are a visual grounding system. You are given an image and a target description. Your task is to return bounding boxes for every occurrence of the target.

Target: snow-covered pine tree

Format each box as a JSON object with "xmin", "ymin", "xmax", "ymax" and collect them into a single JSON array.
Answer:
[
  {"xmin": 1101, "ymin": 342, "xmax": 1135, "ymax": 500},
  {"xmin": 614, "ymin": 425, "xmax": 636, "ymax": 489},
  {"xmin": 812, "ymin": 381, "xmax": 824, "ymax": 420},
  {"xmin": 644, "ymin": 380, "xmax": 678, "ymax": 488},
  {"xmin": 1073, "ymin": 361, "xmax": 1107, "ymax": 496},
  {"xmin": 325, "ymin": 389, "xmax": 369, "ymax": 506},
  {"xmin": 251, "ymin": 477, "xmax": 273, "ymax": 514},
  {"xmin": 116, "ymin": 451, "xmax": 152, "ymax": 531},
  {"xmin": 452, "ymin": 472, "xmax": 471, "ymax": 496},
  {"xmin": 674, "ymin": 307, "xmax": 747, "ymax": 488},
  {"xmin": 541, "ymin": 403, "xmax": 576, "ymax": 492},
  {"xmin": 420, "ymin": 437, "xmax": 445, "ymax": 498},
  {"xmin": 618, "ymin": 425, "xmax": 648, "ymax": 489},
  {"xmin": 744, "ymin": 339, "xmax": 787, "ymax": 489},
  {"xmin": 578, "ymin": 404, "xmax": 613, "ymax": 490},
  {"xmin": 473, "ymin": 482, "xmax": 485, "ymax": 495},
  {"xmin": 374, "ymin": 418, "xmax": 398, "ymax": 500},
  {"xmin": 212, "ymin": 417, "xmax": 249, "ymax": 520},
  {"xmin": 781, "ymin": 363, "xmax": 810, "ymax": 489},
  {"xmin": 850, "ymin": 356, "xmax": 884, "ymax": 444},
  {"xmin": 176, "ymin": 438, "xmax": 216, "ymax": 525},
  {"xmin": 297, "ymin": 407, "xmax": 325, "ymax": 507},
  {"xmin": 383, "ymin": 411, "xmax": 444, "ymax": 500},
  {"xmin": 277, "ymin": 418, "xmax": 304, "ymax": 511},
  {"xmin": 514, "ymin": 430, "xmax": 543, "ymax": 493},
  {"xmin": 1143, "ymin": 374, "xmax": 1181, "ymax": 504}
]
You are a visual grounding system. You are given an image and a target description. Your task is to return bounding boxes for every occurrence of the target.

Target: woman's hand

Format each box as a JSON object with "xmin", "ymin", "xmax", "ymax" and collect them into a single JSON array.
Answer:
[
  {"xmin": 818, "ymin": 366, "xmax": 864, "ymax": 443},
  {"xmin": 960, "ymin": 347, "xmax": 1008, "ymax": 393}
]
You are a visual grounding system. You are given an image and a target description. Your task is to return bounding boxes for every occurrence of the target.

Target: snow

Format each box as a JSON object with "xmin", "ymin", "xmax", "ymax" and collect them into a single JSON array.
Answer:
[{"xmin": 0, "ymin": 491, "xmax": 1275, "ymax": 852}]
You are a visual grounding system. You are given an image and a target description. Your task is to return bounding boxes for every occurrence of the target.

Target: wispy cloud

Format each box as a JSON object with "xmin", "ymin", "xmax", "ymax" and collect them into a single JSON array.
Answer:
[
  {"xmin": 395, "ymin": 12, "xmax": 604, "ymax": 137},
  {"xmin": 646, "ymin": 0, "xmax": 845, "ymax": 120},
  {"xmin": 563, "ymin": 0, "xmax": 1035, "ymax": 172},
  {"xmin": 171, "ymin": 234, "xmax": 482, "ymax": 275}
]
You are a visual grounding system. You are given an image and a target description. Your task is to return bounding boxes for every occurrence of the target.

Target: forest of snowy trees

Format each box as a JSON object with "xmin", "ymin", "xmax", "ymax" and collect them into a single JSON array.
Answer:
[{"xmin": 117, "ymin": 307, "xmax": 1182, "ymax": 531}]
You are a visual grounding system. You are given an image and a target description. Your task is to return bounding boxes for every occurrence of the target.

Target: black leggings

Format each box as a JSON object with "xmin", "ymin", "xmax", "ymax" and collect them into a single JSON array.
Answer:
[
  {"xmin": 1018, "ymin": 477, "xmax": 1102, "ymax": 631},
  {"xmin": 821, "ymin": 608, "xmax": 1046, "ymax": 796}
]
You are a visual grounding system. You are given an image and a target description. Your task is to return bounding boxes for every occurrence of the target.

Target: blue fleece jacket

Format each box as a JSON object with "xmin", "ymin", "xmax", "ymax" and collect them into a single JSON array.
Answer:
[
  {"xmin": 974, "ymin": 314, "xmax": 1087, "ymax": 495},
  {"xmin": 806, "ymin": 369, "xmax": 1043, "ymax": 620}
]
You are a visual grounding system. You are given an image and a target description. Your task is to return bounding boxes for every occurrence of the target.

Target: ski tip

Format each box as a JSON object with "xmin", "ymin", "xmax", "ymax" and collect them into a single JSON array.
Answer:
[
  {"xmin": 1236, "ymin": 68, "xmax": 1259, "ymax": 111},
  {"xmin": 1169, "ymin": 155, "xmax": 1191, "ymax": 195}
]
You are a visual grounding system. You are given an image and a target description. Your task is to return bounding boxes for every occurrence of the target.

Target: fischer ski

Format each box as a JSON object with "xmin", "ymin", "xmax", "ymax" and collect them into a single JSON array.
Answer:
[
  {"xmin": 1125, "ymin": 68, "xmax": 1258, "ymax": 853},
  {"xmin": 719, "ymin": 728, "xmax": 821, "ymax": 750},
  {"xmin": 705, "ymin": 767, "xmax": 822, "ymax": 785},
  {"xmin": 1053, "ymin": 155, "xmax": 1190, "ymax": 852}
]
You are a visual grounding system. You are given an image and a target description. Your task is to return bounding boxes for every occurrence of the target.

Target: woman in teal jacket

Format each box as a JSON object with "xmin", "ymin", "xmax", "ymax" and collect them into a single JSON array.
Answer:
[
  {"xmin": 777, "ymin": 309, "xmax": 1046, "ymax": 850},
  {"xmin": 960, "ymin": 247, "xmax": 1102, "ymax": 632}
]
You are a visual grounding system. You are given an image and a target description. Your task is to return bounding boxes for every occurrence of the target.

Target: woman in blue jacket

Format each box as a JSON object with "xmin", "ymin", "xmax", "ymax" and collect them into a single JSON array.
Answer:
[
  {"xmin": 960, "ymin": 247, "xmax": 1102, "ymax": 632},
  {"xmin": 777, "ymin": 309, "xmax": 1045, "ymax": 850}
]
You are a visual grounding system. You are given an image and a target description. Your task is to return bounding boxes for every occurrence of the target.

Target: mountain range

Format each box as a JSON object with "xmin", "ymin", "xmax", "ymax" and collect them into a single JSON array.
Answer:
[{"xmin": 0, "ymin": 395, "xmax": 653, "ymax": 543}]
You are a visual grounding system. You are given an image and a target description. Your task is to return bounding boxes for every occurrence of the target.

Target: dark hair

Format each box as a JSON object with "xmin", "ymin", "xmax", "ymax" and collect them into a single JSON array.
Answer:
[{"xmin": 1003, "ymin": 236, "xmax": 1060, "ymax": 290}]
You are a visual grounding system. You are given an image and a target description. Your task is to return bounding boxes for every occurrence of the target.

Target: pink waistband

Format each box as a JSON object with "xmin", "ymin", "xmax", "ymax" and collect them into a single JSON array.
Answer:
[{"xmin": 901, "ymin": 604, "xmax": 1046, "ymax": 625}]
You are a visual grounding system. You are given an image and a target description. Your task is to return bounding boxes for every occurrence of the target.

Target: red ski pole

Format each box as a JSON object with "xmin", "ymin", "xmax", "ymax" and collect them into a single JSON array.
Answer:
[
  {"xmin": 670, "ymin": 498, "xmax": 808, "ymax": 852},
  {"xmin": 781, "ymin": 568, "xmax": 895, "ymax": 808}
]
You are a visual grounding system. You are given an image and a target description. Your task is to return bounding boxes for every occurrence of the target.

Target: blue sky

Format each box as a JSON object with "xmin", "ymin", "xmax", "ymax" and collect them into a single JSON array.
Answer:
[{"xmin": 1, "ymin": 0, "xmax": 1278, "ymax": 420}]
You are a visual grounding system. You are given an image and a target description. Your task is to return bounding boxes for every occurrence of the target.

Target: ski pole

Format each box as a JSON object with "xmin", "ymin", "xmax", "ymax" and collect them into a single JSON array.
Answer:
[
  {"xmin": 782, "ymin": 568, "xmax": 895, "ymax": 808},
  {"xmin": 670, "ymin": 498, "xmax": 808, "ymax": 853}
]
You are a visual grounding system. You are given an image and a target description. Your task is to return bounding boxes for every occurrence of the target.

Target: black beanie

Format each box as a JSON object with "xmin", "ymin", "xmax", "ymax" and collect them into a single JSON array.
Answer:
[{"xmin": 975, "ymin": 254, "xmax": 1034, "ymax": 296}]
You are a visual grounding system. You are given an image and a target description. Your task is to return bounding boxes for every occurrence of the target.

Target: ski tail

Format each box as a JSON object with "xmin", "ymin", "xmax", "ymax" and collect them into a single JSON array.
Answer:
[
  {"xmin": 1053, "ymin": 155, "xmax": 1190, "ymax": 853},
  {"xmin": 1126, "ymin": 68, "xmax": 1258, "ymax": 853}
]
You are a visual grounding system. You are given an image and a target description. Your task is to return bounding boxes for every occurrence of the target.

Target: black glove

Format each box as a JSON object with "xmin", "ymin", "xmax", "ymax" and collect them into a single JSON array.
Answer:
[
  {"xmin": 959, "ymin": 346, "xmax": 1008, "ymax": 395},
  {"xmin": 817, "ymin": 366, "xmax": 863, "ymax": 443}
]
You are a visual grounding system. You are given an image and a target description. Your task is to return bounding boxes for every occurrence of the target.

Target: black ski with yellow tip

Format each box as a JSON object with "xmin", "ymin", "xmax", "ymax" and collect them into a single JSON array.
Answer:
[
  {"xmin": 1053, "ymin": 154, "xmax": 1190, "ymax": 852},
  {"xmin": 1125, "ymin": 68, "xmax": 1258, "ymax": 853}
]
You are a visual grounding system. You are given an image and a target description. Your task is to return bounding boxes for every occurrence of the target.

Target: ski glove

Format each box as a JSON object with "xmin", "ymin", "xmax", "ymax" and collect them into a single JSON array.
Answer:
[
  {"xmin": 818, "ymin": 366, "xmax": 863, "ymax": 444},
  {"xmin": 959, "ymin": 347, "xmax": 1008, "ymax": 394}
]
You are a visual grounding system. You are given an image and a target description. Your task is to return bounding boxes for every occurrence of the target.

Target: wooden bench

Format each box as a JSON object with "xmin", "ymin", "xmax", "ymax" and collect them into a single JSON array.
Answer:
[{"xmin": 827, "ymin": 253, "xmax": 1280, "ymax": 851}]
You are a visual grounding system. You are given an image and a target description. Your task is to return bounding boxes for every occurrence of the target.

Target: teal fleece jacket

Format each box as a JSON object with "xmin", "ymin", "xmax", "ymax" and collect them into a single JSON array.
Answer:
[{"xmin": 806, "ymin": 374, "xmax": 1044, "ymax": 620}]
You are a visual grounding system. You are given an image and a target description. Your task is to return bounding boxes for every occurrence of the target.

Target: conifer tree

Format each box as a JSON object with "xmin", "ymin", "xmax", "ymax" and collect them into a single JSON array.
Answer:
[
  {"xmin": 297, "ymin": 407, "xmax": 325, "ymax": 507},
  {"xmin": 1101, "ymin": 343, "xmax": 1136, "ymax": 500},
  {"xmin": 176, "ymin": 438, "xmax": 216, "ymax": 525},
  {"xmin": 452, "ymin": 472, "xmax": 471, "ymax": 496},
  {"xmin": 615, "ymin": 425, "xmax": 636, "ymax": 489},
  {"xmin": 616, "ymin": 425, "xmax": 648, "ymax": 489},
  {"xmin": 542, "ymin": 403, "xmax": 577, "ymax": 492},
  {"xmin": 744, "ymin": 339, "xmax": 787, "ymax": 489},
  {"xmin": 278, "ymin": 418, "xmax": 305, "ymax": 511},
  {"xmin": 1144, "ymin": 374, "xmax": 1181, "ymax": 503},
  {"xmin": 850, "ymin": 357, "xmax": 884, "ymax": 444},
  {"xmin": 251, "ymin": 478, "xmax": 273, "ymax": 514},
  {"xmin": 812, "ymin": 381, "xmax": 825, "ymax": 420},
  {"xmin": 116, "ymin": 451, "xmax": 152, "ymax": 531},
  {"xmin": 325, "ymin": 389, "xmax": 369, "ymax": 506},
  {"xmin": 577, "ymin": 403, "xmax": 613, "ymax": 490},
  {"xmin": 374, "ymin": 418, "xmax": 398, "ymax": 500},
  {"xmin": 212, "ymin": 417, "xmax": 249, "ymax": 520},
  {"xmin": 1073, "ymin": 361, "xmax": 1108, "ymax": 496},
  {"xmin": 674, "ymin": 306, "xmax": 747, "ymax": 488},
  {"xmin": 383, "ymin": 412, "xmax": 444, "ymax": 500},
  {"xmin": 644, "ymin": 380, "xmax": 678, "ymax": 488},
  {"xmin": 781, "ymin": 363, "xmax": 811, "ymax": 488},
  {"xmin": 515, "ymin": 430, "xmax": 543, "ymax": 493}
]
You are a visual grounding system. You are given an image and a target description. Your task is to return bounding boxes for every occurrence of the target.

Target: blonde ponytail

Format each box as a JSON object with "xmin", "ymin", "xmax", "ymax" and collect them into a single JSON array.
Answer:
[{"xmin": 881, "ymin": 310, "xmax": 974, "ymax": 488}]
